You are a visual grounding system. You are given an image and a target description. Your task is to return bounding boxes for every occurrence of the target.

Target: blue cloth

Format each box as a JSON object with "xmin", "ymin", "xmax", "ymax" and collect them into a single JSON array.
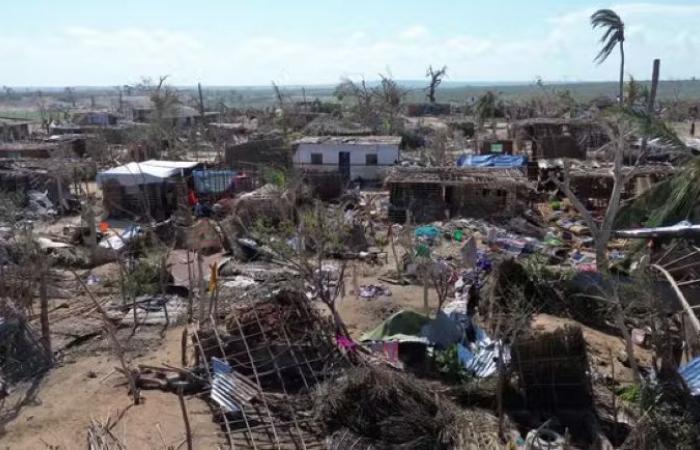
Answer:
[
  {"xmin": 415, "ymin": 225, "xmax": 440, "ymax": 240},
  {"xmin": 457, "ymin": 154, "xmax": 526, "ymax": 168}
]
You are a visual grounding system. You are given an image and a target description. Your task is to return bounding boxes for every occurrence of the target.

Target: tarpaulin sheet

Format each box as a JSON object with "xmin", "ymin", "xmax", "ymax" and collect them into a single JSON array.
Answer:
[
  {"xmin": 680, "ymin": 357, "xmax": 700, "ymax": 396},
  {"xmin": 193, "ymin": 170, "xmax": 235, "ymax": 195},
  {"xmin": 457, "ymin": 154, "xmax": 526, "ymax": 168},
  {"xmin": 361, "ymin": 310, "xmax": 430, "ymax": 344}
]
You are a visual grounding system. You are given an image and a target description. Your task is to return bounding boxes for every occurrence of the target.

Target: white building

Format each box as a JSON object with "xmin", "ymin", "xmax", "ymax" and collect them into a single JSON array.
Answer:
[{"xmin": 292, "ymin": 136, "xmax": 401, "ymax": 181}]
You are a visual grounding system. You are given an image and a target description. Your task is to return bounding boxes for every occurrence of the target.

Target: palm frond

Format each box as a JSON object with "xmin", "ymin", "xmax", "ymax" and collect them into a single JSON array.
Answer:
[
  {"xmin": 614, "ymin": 107, "xmax": 690, "ymax": 152},
  {"xmin": 616, "ymin": 158, "xmax": 700, "ymax": 228},
  {"xmin": 591, "ymin": 9, "xmax": 624, "ymax": 64}
]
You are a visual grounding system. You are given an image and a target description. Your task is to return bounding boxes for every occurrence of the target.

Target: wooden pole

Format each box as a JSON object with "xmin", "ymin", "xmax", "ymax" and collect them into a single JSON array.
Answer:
[
  {"xmin": 84, "ymin": 202, "xmax": 98, "ymax": 268},
  {"xmin": 197, "ymin": 252, "xmax": 207, "ymax": 324},
  {"xmin": 186, "ymin": 249, "xmax": 194, "ymax": 323},
  {"xmin": 640, "ymin": 59, "xmax": 661, "ymax": 157},
  {"xmin": 181, "ymin": 327, "xmax": 188, "ymax": 367},
  {"xmin": 177, "ymin": 385, "xmax": 194, "ymax": 450},
  {"xmin": 197, "ymin": 83, "xmax": 205, "ymax": 119},
  {"xmin": 422, "ymin": 268, "xmax": 429, "ymax": 316},
  {"xmin": 39, "ymin": 266, "xmax": 51, "ymax": 357}
]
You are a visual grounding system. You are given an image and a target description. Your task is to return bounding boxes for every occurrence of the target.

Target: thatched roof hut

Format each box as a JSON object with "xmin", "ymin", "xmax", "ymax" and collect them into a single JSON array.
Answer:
[{"xmin": 385, "ymin": 166, "xmax": 533, "ymax": 223}]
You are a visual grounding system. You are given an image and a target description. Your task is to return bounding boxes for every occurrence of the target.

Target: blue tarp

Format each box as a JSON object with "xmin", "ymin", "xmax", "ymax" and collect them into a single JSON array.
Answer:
[
  {"xmin": 193, "ymin": 170, "xmax": 235, "ymax": 195},
  {"xmin": 415, "ymin": 225, "xmax": 440, "ymax": 240},
  {"xmin": 680, "ymin": 357, "xmax": 700, "ymax": 396},
  {"xmin": 457, "ymin": 154, "xmax": 527, "ymax": 168}
]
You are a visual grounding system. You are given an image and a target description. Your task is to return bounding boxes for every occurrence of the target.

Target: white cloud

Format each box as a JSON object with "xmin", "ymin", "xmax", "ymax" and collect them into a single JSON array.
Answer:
[
  {"xmin": 399, "ymin": 25, "xmax": 428, "ymax": 40},
  {"xmin": 2, "ymin": 4, "xmax": 700, "ymax": 86}
]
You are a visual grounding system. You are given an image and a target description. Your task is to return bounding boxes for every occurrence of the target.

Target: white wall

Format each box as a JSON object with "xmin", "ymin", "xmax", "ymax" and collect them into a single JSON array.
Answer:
[{"xmin": 293, "ymin": 142, "xmax": 399, "ymax": 180}]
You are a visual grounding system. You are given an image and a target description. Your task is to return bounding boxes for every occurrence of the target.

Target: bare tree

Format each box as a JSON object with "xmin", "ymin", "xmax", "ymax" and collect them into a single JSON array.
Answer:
[
  {"xmin": 335, "ymin": 77, "xmax": 378, "ymax": 131},
  {"xmin": 271, "ymin": 81, "xmax": 291, "ymax": 138},
  {"xmin": 548, "ymin": 116, "xmax": 631, "ymax": 272},
  {"xmin": 251, "ymin": 201, "xmax": 352, "ymax": 337},
  {"xmin": 376, "ymin": 73, "xmax": 406, "ymax": 134},
  {"xmin": 335, "ymin": 74, "xmax": 406, "ymax": 133},
  {"xmin": 138, "ymin": 76, "xmax": 182, "ymax": 158},
  {"xmin": 425, "ymin": 65, "xmax": 447, "ymax": 104}
]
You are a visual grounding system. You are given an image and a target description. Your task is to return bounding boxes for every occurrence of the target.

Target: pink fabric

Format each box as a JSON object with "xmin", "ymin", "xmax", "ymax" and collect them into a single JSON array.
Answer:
[
  {"xmin": 383, "ymin": 342, "xmax": 399, "ymax": 363},
  {"xmin": 336, "ymin": 335, "xmax": 357, "ymax": 350}
]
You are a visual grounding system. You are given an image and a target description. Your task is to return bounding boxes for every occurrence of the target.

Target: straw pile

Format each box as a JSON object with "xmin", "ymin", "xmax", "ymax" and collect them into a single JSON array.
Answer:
[{"xmin": 314, "ymin": 366, "xmax": 463, "ymax": 449}]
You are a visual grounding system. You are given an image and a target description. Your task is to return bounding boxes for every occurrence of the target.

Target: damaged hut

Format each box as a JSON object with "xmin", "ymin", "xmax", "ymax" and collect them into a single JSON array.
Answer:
[
  {"xmin": 0, "ymin": 118, "xmax": 32, "ymax": 142},
  {"xmin": 512, "ymin": 118, "xmax": 608, "ymax": 160},
  {"xmin": 188, "ymin": 288, "xmax": 347, "ymax": 448},
  {"xmin": 386, "ymin": 166, "xmax": 532, "ymax": 223},
  {"xmin": 224, "ymin": 137, "xmax": 290, "ymax": 169},
  {"xmin": 97, "ymin": 160, "xmax": 200, "ymax": 221},
  {"xmin": 0, "ymin": 159, "xmax": 78, "ymax": 212},
  {"xmin": 538, "ymin": 160, "xmax": 677, "ymax": 207}
]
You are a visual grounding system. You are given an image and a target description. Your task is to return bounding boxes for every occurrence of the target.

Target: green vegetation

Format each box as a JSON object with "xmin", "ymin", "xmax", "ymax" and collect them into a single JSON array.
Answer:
[{"xmin": 435, "ymin": 344, "xmax": 471, "ymax": 383}]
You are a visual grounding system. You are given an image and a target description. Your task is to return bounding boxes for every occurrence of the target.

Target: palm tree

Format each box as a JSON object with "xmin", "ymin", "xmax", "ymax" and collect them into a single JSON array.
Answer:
[
  {"xmin": 591, "ymin": 9, "xmax": 625, "ymax": 105},
  {"xmin": 614, "ymin": 109, "xmax": 697, "ymax": 228}
]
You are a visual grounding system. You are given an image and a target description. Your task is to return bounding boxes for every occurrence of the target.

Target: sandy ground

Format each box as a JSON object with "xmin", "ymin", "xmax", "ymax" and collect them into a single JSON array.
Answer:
[
  {"xmin": 0, "ymin": 324, "xmax": 222, "ymax": 449},
  {"xmin": 0, "ymin": 222, "xmax": 654, "ymax": 448},
  {"xmin": 532, "ymin": 314, "xmax": 652, "ymax": 384}
]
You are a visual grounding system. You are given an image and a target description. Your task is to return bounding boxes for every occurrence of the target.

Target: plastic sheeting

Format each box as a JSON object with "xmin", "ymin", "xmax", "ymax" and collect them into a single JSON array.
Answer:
[
  {"xmin": 98, "ymin": 224, "xmax": 142, "ymax": 250},
  {"xmin": 193, "ymin": 170, "xmax": 235, "ymax": 195},
  {"xmin": 614, "ymin": 220, "xmax": 700, "ymax": 239},
  {"xmin": 679, "ymin": 357, "xmax": 700, "ymax": 396},
  {"xmin": 457, "ymin": 154, "xmax": 526, "ymax": 168},
  {"xmin": 211, "ymin": 357, "xmax": 241, "ymax": 413},
  {"xmin": 96, "ymin": 160, "xmax": 199, "ymax": 186}
]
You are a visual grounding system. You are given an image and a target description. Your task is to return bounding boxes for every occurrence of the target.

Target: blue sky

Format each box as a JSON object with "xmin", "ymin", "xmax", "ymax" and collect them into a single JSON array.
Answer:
[{"xmin": 2, "ymin": 1, "xmax": 700, "ymax": 86}]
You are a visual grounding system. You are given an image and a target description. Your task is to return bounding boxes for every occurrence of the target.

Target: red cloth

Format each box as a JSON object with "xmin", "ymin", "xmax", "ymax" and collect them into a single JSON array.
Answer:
[{"xmin": 187, "ymin": 190, "xmax": 198, "ymax": 207}]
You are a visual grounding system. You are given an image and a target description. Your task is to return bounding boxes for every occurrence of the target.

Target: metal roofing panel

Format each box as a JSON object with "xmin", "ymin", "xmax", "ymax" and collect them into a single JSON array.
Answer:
[{"xmin": 680, "ymin": 357, "xmax": 700, "ymax": 396}]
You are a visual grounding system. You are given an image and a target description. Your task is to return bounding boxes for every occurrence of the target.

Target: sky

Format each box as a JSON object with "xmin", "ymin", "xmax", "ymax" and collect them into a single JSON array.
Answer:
[{"xmin": 1, "ymin": 0, "xmax": 700, "ymax": 87}]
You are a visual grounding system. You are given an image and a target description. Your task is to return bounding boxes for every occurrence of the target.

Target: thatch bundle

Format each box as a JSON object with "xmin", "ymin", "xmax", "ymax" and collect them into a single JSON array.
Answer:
[
  {"xmin": 314, "ymin": 366, "xmax": 471, "ymax": 449},
  {"xmin": 511, "ymin": 325, "xmax": 592, "ymax": 409}
]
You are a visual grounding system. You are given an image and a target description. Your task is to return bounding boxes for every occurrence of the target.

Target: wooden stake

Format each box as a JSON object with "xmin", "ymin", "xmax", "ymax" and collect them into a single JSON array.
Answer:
[
  {"xmin": 197, "ymin": 252, "xmax": 207, "ymax": 324},
  {"xmin": 423, "ymin": 268, "xmax": 429, "ymax": 316},
  {"xmin": 177, "ymin": 386, "xmax": 193, "ymax": 450},
  {"xmin": 186, "ymin": 250, "xmax": 193, "ymax": 322},
  {"xmin": 39, "ymin": 266, "xmax": 51, "ymax": 357},
  {"xmin": 181, "ymin": 327, "xmax": 188, "ymax": 367}
]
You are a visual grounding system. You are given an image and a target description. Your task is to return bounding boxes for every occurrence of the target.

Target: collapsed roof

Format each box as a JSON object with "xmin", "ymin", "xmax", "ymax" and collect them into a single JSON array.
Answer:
[
  {"xmin": 385, "ymin": 166, "xmax": 531, "ymax": 188},
  {"xmin": 293, "ymin": 135, "xmax": 402, "ymax": 146}
]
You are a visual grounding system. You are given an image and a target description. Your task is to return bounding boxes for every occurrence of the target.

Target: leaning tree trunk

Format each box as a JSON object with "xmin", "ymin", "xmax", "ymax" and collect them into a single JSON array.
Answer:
[
  {"xmin": 639, "ymin": 59, "xmax": 661, "ymax": 157},
  {"xmin": 618, "ymin": 41, "xmax": 625, "ymax": 106}
]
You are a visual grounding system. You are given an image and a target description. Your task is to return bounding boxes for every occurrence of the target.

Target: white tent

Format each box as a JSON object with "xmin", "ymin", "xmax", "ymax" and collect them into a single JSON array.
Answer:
[{"xmin": 96, "ymin": 160, "xmax": 199, "ymax": 187}]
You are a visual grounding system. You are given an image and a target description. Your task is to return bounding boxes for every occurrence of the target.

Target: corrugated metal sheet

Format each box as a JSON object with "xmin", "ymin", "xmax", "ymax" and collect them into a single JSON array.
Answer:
[
  {"xmin": 679, "ymin": 357, "xmax": 700, "ymax": 396},
  {"xmin": 614, "ymin": 221, "xmax": 700, "ymax": 239},
  {"xmin": 210, "ymin": 357, "xmax": 240, "ymax": 413},
  {"xmin": 458, "ymin": 331, "xmax": 510, "ymax": 378}
]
